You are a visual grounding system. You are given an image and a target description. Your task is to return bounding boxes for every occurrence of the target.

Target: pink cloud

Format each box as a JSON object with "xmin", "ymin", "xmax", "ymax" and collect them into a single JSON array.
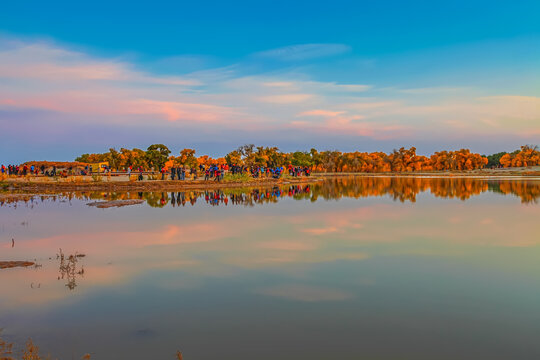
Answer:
[
  {"xmin": 1, "ymin": 38, "xmax": 538, "ymax": 143},
  {"xmin": 0, "ymin": 98, "xmax": 16, "ymax": 105},
  {"xmin": 129, "ymin": 99, "xmax": 235, "ymax": 123},
  {"xmin": 257, "ymin": 94, "xmax": 313, "ymax": 104},
  {"xmin": 258, "ymin": 240, "xmax": 317, "ymax": 251},
  {"xmin": 262, "ymin": 81, "xmax": 295, "ymax": 88},
  {"xmin": 301, "ymin": 227, "xmax": 340, "ymax": 235},
  {"xmin": 297, "ymin": 109, "xmax": 345, "ymax": 117},
  {"xmin": 289, "ymin": 114, "xmax": 410, "ymax": 139}
]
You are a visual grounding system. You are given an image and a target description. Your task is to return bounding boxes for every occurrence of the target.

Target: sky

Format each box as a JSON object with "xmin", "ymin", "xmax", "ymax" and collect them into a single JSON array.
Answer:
[{"xmin": 0, "ymin": 0, "xmax": 539, "ymax": 163}]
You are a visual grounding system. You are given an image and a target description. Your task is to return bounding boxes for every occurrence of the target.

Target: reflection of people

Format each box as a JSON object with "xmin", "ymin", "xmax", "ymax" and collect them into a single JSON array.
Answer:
[{"xmin": 160, "ymin": 192, "xmax": 166, "ymax": 206}]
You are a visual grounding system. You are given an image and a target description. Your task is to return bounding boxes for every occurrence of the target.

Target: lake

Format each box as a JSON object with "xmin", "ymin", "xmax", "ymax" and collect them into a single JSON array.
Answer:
[{"xmin": 1, "ymin": 176, "xmax": 540, "ymax": 359}]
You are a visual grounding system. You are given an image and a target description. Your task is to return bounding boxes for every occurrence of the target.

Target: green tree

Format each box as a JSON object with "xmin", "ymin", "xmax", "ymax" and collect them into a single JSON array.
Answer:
[
  {"xmin": 106, "ymin": 148, "xmax": 121, "ymax": 170},
  {"xmin": 291, "ymin": 151, "xmax": 314, "ymax": 167},
  {"xmin": 146, "ymin": 144, "xmax": 171, "ymax": 170},
  {"xmin": 75, "ymin": 154, "xmax": 91, "ymax": 163}
]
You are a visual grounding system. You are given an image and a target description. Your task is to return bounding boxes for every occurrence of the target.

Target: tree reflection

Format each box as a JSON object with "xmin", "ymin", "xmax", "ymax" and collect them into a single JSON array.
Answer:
[{"xmin": 2, "ymin": 177, "xmax": 540, "ymax": 208}]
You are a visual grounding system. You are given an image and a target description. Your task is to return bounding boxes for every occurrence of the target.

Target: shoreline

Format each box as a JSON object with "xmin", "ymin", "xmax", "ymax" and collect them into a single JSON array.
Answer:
[
  {"xmin": 2, "ymin": 169, "xmax": 540, "ymax": 194},
  {"xmin": 1, "ymin": 176, "xmax": 323, "ymax": 193}
]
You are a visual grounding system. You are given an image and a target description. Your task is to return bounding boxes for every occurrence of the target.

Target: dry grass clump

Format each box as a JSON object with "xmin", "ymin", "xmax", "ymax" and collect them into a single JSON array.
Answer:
[
  {"xmin": 0, "ymin": 334, "xmax": 14, "ymax": 359},
  {"xmin": 21, "ymin": 339, "xmax": 43, "ymax": 360},
  {"xmin": 0, "ymin": 337, "xmax": 55, "ymax": 360},
  {"xmin": 1, "ymin": 335, "xmax": 185, "ymax": 359},
  {"xmin": 0, "ymin": 336, "xmax": 89, "ymax": 360}
]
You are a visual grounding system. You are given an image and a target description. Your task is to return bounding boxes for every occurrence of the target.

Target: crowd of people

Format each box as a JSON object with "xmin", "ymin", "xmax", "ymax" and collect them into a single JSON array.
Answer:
[
  {"xmin": 1, "ymin": 161, "xmax": 313, "ymax": 182},
  {"xmin": 1, "ymin": 164, "xmax": 57, "ymax": 176},
  {"xmin": 154, "ymin": 163, "xmax": 310, "ymax": 182}
]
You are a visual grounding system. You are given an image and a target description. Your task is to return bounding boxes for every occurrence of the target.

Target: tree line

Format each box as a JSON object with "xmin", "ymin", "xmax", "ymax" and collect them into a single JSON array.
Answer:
[{"xmin": 74, "ymin": 144, "xmax": 540, "ymax": 172}]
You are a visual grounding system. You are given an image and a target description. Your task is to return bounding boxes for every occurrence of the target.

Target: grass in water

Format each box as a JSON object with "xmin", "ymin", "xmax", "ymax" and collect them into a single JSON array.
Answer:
[
  {"xmin": 0, "ymin": 334, "xmax": 183, "ymax": 359},
  {"xmin": 0, "ymin": 336, "xmax": 52, "ymax": 360}
]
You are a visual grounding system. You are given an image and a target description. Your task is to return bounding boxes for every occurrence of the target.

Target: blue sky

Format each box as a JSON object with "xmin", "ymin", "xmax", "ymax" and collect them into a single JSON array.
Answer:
[{"xmin": 0, "ymin": 0, "xmax": 539, "ymax": 162}]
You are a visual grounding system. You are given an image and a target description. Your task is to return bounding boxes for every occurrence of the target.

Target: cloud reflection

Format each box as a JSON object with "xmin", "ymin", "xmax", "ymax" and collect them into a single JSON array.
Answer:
[{"xmin": 255, "ymin": 284, "xmax": 352, "ymax": 302}]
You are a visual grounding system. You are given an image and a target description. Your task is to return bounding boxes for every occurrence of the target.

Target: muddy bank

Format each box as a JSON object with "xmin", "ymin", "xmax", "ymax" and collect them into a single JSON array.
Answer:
[
  {"xmin": 87, "ymin": 199, "xmax": 145, "ymax": 208},
  {"xmin": 1, "ymin": 177, "xmax": 322, "ymax": 193}
]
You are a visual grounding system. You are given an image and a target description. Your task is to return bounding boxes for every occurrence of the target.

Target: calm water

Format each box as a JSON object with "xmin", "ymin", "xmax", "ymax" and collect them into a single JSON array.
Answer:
[{"xmin": 1, "ymin": 176, "xmax": 540, "ymax": 359}]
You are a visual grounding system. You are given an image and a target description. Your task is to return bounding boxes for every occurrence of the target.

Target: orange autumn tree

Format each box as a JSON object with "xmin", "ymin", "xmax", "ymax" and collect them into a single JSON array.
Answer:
[
  {"xmin": 119, "ymin": 148, "xmax": 148, "ymax": 169},
  {"xmin": 74, "ymin": 145, "xmax": 492, "ymax": 173},
  {"xmin": 500, "ymin": 145, "xmax": 540, "ymax": 168},
  {"xmin": 430, "ymin": 149, "xmax": 487, "ymax": 171},
  {"xmin": 194, "ymin": 155, "xmax": 224, "ymax": 167},
  {"xmin": 177, "ymin": 149, "xmax": 198, "ymax": 168}
]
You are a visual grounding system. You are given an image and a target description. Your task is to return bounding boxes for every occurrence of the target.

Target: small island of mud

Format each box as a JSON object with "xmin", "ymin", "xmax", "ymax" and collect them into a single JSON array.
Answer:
[{"xmin": 0, "ymin": 261, "xmax": 35, "ymax": 269}]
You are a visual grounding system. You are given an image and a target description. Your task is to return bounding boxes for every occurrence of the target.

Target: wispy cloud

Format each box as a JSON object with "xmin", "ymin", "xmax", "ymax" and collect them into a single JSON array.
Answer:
[
  {"xmin": 298, "ymin": 110, "xmax": 345, "ymax": 117},
  {"xmin": 254, "ymin": 43, "xmax": 351, "ymax": 61},
  {"xmin": 0, "ymin": 40, "xmax": 199, "ymax": 86},
  {"xmin": 258, "ymin": 93, "xmax": 314, "ymax": 104},
  {"xmin": 0, "ymin": 36, "xmax": 539, "ymax": 162}
]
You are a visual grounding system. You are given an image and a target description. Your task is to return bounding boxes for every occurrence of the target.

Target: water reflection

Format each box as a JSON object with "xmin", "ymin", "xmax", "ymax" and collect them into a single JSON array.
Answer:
[
  {"xmin": 1, "ymin": 176, "xmax": 540, "ymax": 359},
  {"xmin": 2, "ymin": 176, "xmax": 540, "ymax": 208}
]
